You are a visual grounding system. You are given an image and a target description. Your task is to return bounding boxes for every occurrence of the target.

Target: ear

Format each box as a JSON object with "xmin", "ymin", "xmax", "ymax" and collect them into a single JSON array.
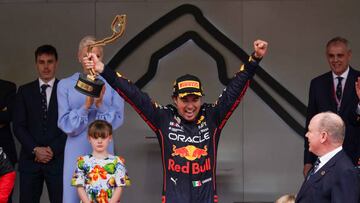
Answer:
[
  {"xmin": 77, "ymin": 50, "xmax": 82, "ymax": 63},
  {"xmin": 348, "ymin": 49, "xmax": 352, "ymax": 59},
  {"xmin": 319, "ymin": 131, "xmax": 328, "ymax": 144},
  {"xmin": 172, "ymin": 96, "xmax": 178, "ymax": 106}
]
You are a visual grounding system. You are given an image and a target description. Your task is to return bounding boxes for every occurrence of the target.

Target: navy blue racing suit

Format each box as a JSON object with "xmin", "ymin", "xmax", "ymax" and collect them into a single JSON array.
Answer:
[{"xmin": 101, "ymin": 55, "xmax": 260, "ymax": 203}]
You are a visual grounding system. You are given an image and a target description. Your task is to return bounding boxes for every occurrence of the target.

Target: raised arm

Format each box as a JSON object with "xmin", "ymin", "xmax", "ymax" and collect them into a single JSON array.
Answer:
[
  {"xmin": 212, "ymin": 40, "xmax": 268, "ymax": 128},
  {"xmin": 85, "ymin": 53, "xmax": 163, "ymax": 131},
  {"xmin": 350, "ymin": 76, "xmax": 360, "ymax": 125}
]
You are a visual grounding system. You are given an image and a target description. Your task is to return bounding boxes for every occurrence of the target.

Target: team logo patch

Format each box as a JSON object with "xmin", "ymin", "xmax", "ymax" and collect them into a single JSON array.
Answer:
[
  {"xmin": 192, "ymin": 177, "xmax": 212, "ymax": 187},
  {"xmin": 171, "ymin": 145, "xmax": 207, "ymax": 161}
]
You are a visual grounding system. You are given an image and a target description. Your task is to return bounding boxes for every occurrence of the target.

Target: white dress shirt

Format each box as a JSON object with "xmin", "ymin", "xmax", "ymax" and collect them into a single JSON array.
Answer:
[{"xmin": 316, "ymin": 146, "xmax": 343, "ymax": 173}]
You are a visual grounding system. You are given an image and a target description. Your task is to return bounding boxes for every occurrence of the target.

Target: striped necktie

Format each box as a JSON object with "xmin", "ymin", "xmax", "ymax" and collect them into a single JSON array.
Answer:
[
  {"xmin": 307, "ymin": 158, "xmax": 320, "ymax": 181},
  {"xmin": 40, "ymin": 84, "xmax": 49, "ymax": 125}
]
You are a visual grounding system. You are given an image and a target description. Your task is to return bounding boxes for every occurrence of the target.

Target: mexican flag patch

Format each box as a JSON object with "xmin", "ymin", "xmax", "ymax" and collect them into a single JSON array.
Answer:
[{"xmin": 192, "ymin": 180, "xmax": 202, "ymax": 187}]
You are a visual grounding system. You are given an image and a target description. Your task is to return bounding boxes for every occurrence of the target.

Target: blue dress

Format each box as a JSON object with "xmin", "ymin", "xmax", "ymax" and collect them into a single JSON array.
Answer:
[{"xmin": 57, "ymin": 72, "xmax": 124, "ymax": 203}]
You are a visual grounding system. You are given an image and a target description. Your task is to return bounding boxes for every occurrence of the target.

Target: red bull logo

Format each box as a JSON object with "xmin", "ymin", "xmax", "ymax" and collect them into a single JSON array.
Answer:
[
  {"xmin": 171, "ymin": 145, "xmax": 207, "ymax": 161},
  {"xmin": 168, "ymin": 157, "xmax": 211, "ymax": 174},
  {"xmin": 169, "ymin": 145, "xmax": 210, "ymax": 174}
]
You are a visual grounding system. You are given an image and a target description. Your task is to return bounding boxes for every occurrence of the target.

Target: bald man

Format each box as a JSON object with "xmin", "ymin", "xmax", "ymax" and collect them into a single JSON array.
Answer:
[{"xmin": 296, "ymin": 112, "xmax": 359, "ymax": 203}]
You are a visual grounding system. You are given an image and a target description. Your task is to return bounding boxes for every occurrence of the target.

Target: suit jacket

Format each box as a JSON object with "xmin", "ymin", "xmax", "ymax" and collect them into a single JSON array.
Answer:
[
  {"xmin": 296, "ymin": 150, "xmax": 359, "ymax": 203},
  {"xmin": 0, "ymin": 79, "xmax": 17, "ymax": 164},
  {"xmin": 13, "ymin": 79, "xmax": 66, "ymax": 173},
  {"xmin": 304, "ymin": 67, "xmax": 360, "ymax": 165}
]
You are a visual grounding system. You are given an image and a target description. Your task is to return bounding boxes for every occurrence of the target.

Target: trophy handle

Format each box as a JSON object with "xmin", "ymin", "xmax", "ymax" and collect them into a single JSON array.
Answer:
[
  {"xmin": 88, "ymin": 15, "xmax": 127, "ymax": 50},
  {"xmin": 87, "ymin": 14, "xmax": 127, "ymax": 78}
]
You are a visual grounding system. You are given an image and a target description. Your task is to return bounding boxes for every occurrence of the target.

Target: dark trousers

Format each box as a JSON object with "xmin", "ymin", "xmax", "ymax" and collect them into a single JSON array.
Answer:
[{"xmin": 19, "ymin": 166, "xmax": 62, "ymax": 203}]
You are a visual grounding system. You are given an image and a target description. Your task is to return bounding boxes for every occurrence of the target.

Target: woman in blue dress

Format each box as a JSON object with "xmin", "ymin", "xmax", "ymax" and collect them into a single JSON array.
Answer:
[{"xmin": 57, "ymin": 36, "xmax": 124, "ymax": 203}]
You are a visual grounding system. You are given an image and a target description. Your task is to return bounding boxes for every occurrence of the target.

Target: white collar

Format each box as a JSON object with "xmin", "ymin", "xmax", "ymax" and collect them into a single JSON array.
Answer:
[
  {"xmin": 39, "ymin": 78, "xmax": 55, "ymax": 88},
  {"xmin": 317, "ymin": 146, "xmax": 342, "ymax": 171},
  {"xmin": 332, "ymin": 66, "xmax": 349, "ymax": 81}
]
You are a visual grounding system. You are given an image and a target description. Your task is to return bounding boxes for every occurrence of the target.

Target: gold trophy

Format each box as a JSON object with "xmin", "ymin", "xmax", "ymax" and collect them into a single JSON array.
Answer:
[{"xmin": 75, "ymin": 15, "xmax": 126, "ymax": 97}]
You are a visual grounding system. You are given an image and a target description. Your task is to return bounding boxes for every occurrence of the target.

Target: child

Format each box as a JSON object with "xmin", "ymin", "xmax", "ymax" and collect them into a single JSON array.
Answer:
[{"xmin": 71, "ymin": 120, "xmax": 130, "ymax": 203}]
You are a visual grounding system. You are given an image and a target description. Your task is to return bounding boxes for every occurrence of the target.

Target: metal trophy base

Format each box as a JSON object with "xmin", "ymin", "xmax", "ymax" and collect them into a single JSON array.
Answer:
[{"xmin": 75, "ymin": 73, "xmax": 104, "ymax": 98}]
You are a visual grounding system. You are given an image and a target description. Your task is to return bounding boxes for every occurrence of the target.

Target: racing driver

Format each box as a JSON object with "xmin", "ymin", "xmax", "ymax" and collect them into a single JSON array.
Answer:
[{"xmin": 85, "ymin": 39, "xmax": 268, "ymax": 203}]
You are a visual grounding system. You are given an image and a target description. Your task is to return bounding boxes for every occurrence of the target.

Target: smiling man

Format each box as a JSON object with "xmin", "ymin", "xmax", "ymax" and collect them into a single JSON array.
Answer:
[
  {"xmin": 86, "ymin": 39, "xmax": 268, "ymax": 203},
  {"xmin": 172, "ymin": 74, "xmax": 203, "ymax": 121},
  {"xmin": 303, "ymin": 37, "xmax": 360, "ymax": 177}
]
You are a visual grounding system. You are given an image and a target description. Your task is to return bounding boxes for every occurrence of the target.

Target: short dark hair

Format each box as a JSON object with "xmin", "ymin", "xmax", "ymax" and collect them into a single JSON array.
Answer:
[
  {"xmin": 35, "ymin": 45, "xmax": 58, "ymax": 61},
  {"xmin": 88, "ymin": 120, "xmax": 112, "ymax": 139},
  {"xmin": 326, "ymin": 36, "xmax": 350, "ymax": 49}
]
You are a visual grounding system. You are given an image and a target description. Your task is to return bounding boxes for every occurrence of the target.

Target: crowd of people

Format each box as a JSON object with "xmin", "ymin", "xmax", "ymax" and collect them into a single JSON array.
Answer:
[{"xmin": 0, "ymin": 36, "xmax": 359, "ymax": 203}]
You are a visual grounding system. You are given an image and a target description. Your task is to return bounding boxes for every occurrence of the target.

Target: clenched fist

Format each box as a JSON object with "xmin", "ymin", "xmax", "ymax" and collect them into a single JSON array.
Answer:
[{"xmin": 253, "ymin": 39, "xmax": 268, "ymax": 59}]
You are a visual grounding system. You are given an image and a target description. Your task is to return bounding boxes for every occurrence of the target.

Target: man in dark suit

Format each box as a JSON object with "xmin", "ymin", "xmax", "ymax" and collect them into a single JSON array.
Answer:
[
  {"xmin": 13, "ymin": 45, "xmax": 66, "ymax": 203},
  {"xmin": 0, "ymin": 79, "xmax": 17, "ymax": 166},
  {"xmin": 296, "ymin": 112, "xmax": 359, "ymax": 203},
  {"xmin": 303, "ymin": 37, "xmax": 360, "ymax": 176}
]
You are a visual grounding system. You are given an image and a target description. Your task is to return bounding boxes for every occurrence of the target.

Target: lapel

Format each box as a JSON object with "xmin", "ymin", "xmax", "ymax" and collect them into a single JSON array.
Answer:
[
  {"xmin": 324, "ymin": 72, "xmax": 338, "ymax": 111},
  {"xmin": 339, "ymin": 67, "xmax": 356, "ymax": 114},
  {"xmin": 31, "ymin": 80, "xmax": 43, "ymax": 118},
  {"xmin": 47, "ymin": 79, "xmax": 58, "ymax": 119},
  {"xmin": 296, "ymin": 150, "xmax": 344, "ymax": 199}
]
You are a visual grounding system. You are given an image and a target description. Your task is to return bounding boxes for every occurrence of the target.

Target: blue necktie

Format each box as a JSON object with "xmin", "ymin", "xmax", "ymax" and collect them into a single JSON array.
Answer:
[{"xmin": 307, "ymin": 158, "xmax": 320, "ymax": 181}]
